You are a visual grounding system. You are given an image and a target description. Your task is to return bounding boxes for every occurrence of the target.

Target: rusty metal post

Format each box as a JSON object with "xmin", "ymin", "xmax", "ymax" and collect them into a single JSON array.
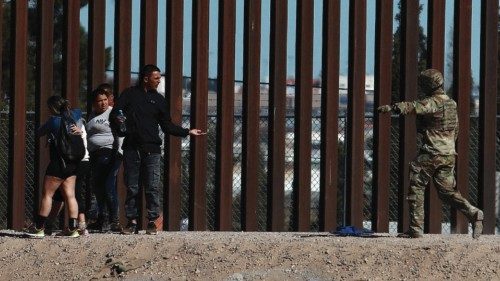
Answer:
[
  {"xmin": 87, "ymin": 0, "xmax": 107, "ymax": 225},
  {"xmin": 241, "ymin": 0, "xmax": 262, "ymax": 231},
  {"xmin": 62, "ymin": 0, "xmax": 80, "ymax": 107},
  {"xmin": 319, "ymin": 0, "xmax": 340, "ymax": 232},
  {"xmin": 164, "ymin": 0, "xmax": 184, "ymax": 231},
  {"xmin": 424, "ymin": 0, "xmax": 445, "ymax": 234},
  {"xmin": 479, "ymin": 0, "xmax": 498, "ymax": 234},
  {"xmin": 114, "ymin": 0, "xmax": 132, "ymax": 225},
  {"xmin": 397, "ymin": 0, "xmax": 419, "ymax": 233},
  {"xmin": 140, "ymin": 0, "xmax": 158, "ymax": 68},
  {"xmin": 114, "ymin": 0, "xmax": 132, "ymax": 94},
  {"xmin": 451, "ymin": 0, "xmax": 471, "ymax": 234},
  {"xmin": 427, "ymin": 0, "xmax": 445, "ymax": 78},
  {"xmin": 215, "ymin": 0, "xmax": 236, "ymax": 231},
  {"xmin": 267, "ymin": 0, "xmax": 287, "ymax": 232},
  {"xmin": 35, "ymin": 0, "xmax": 55, "ymax": 221},
  {"xmin": 346, "ymin": 0, "xmax": 366, "ymax": 228},
  {"xmin": 189, "ymin": 0, "xmax": 209, "ymax": 231},
  {"xmin": 372, "ymin": 0, "xmax": 393, "ymax": 233},
  {"xmin": 292, "ymin": 0, "xmax": 314, "ymax": 231},
  {"xmin": 8, "ymin": 0, "xmax": 28, "ymax": 230},
  {"xmin": 87, "ymin": 0, "xmax": 106, "ymax": 113},
  {"xmin": 136, "ymin": 0, "xmax": 159, "ymax": 230}
]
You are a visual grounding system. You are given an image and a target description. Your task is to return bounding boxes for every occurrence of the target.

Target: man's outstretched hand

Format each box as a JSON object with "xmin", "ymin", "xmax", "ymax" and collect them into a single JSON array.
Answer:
[
  {"xmin": 377, "ymin": 105, "xmax": 392, "ymax": 113},
  {"xmin": 189, "ymin": 129, "xmax": 207, "ymax": 136}
]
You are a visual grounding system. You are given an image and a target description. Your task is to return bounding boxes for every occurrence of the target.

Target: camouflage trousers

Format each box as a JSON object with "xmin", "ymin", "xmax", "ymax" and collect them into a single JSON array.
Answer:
[{"xmin": 408, "ymin": 153, "xmax": 479, "ymax": 235}]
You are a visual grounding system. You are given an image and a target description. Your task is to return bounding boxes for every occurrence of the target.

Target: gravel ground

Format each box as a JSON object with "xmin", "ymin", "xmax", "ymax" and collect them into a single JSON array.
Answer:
[{"xmin": 0, "ymin": 230, "xmax": 498, "ymax": 280}]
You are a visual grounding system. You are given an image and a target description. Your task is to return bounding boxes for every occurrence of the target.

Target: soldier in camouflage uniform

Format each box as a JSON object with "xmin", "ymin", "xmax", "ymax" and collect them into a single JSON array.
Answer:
[{"xmin": 377, "ymin": 69, "xmax": 483, "ymax": 239}]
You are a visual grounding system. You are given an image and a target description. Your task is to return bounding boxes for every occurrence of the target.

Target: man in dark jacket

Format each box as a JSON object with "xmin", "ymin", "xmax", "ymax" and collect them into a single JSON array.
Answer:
[{"xmin": 110, "ymin": 64, "xmax": 205, "ymax": 235}]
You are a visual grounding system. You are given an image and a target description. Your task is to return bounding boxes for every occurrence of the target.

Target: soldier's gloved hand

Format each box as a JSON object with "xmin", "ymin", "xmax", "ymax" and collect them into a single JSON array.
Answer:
[
  {"xmin": 377, "ymin": 105, "xmax": 392, "ymax": 113},
  {"xmin": 391, "ymin": 103, "xmax": 404, "ymax": 114}
]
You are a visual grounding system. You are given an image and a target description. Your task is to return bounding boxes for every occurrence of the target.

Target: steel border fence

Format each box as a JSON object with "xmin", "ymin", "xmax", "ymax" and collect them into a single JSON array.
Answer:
[{"xmin": 2, "ymin": 112, "xmax": 498, "ymax": 233}]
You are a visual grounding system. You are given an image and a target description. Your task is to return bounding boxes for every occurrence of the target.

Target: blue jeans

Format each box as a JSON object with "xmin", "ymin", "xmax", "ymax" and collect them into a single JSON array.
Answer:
[
  {"xmin": 90, "ymin": 149, "xmax": 121, "ymax": 223},
  {"xmin": 123, "ymin": 149, "xmax": 161, "ymax": 221}
]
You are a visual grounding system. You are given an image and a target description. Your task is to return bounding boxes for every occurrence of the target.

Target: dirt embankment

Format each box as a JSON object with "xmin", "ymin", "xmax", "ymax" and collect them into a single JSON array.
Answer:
[{"xmin": 0, "ymin": 231, "xmax": 499, "ymax": 280}]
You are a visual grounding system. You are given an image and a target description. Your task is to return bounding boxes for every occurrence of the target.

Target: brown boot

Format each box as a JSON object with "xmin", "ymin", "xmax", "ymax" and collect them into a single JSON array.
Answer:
[{"xmin": 471, "ymin": 210, "xmax": 483, "ymax": 239}]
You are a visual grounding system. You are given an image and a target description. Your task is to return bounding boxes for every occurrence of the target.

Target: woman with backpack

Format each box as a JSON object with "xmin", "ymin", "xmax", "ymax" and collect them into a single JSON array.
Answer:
[
  {"xmin": 24, "ymin": 95, "xmax": 84, "ymax": 238},
  {"xmin": 44, "ymin": 124, "xmax": 91, "ymax": 236}
]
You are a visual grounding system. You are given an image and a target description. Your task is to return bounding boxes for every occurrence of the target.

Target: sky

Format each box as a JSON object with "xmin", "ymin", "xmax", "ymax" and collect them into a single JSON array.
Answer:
[{"xmin": 80, "ymin": 0, "xmax": 482, "ymax": 87}]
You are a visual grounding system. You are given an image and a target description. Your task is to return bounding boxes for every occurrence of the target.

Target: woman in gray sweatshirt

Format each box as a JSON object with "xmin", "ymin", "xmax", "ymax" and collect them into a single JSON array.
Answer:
[{"xmin": 86, "ymin": 88, "xmax": 123, "ymax": 232}]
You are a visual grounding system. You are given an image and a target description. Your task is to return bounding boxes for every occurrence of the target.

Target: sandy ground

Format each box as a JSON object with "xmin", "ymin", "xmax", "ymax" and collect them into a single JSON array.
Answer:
[{"xmin": 0, "ymin": 230, "xmax": 498, "ymax": 281}]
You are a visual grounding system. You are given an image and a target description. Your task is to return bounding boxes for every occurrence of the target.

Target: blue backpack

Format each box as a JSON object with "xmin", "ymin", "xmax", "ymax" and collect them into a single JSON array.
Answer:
[{"xmin": 332, "ymin": 226, "xmax": 374, "ymax": 237}]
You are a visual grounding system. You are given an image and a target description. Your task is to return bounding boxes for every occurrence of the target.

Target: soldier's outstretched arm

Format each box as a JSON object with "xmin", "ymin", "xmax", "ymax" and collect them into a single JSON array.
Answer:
[{"xmin": 377, "ymin": 102, "xmax": 411, "ymax": 115}]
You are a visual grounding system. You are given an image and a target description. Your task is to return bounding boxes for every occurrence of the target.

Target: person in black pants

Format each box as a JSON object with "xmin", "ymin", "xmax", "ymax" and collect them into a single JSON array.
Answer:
[
  {"xmin": 110, "ymin": 64, "xmax": 205, "ymax": 235},
  {"xmin": 86, "ymin": 88, "xmax": 123, "ymax": 232}
]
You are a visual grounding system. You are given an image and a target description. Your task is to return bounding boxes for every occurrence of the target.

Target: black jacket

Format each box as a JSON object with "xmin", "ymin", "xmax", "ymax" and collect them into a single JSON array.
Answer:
[{"xmin": 110, "ymin": 86, "xmax": 189, "ymax": 153}]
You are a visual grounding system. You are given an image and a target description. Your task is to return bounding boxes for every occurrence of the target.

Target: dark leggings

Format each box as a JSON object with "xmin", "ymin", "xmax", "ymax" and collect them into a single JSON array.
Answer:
[{"xmin": 91, "ymin": 149, "xmax": 121, "ymax": 223}]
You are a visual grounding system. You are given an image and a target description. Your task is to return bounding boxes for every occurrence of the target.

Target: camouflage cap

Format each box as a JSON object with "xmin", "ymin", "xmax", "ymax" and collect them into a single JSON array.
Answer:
[{"xmin": 418, "ymin": 69, "xmax": 444, "ymax": 95}]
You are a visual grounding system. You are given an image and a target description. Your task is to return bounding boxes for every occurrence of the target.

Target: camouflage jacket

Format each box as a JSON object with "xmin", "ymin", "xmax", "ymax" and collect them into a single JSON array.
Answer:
[{"xmin": 394, "ymin": 92, "xmax": 458, "ymax": 156}]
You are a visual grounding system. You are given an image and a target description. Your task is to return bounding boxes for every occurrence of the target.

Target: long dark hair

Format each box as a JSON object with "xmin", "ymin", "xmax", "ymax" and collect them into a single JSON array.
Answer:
[{"xmin": 47, "ymin": 95, "xmax": 70, "ymax": 115}]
